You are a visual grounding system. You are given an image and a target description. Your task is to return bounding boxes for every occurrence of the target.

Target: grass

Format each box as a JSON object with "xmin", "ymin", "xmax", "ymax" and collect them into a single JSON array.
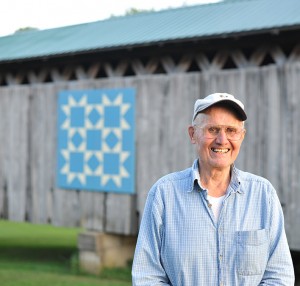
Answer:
[{"xmin": 0, "ymin": 220, "xmax": 132, "ymax": 286}]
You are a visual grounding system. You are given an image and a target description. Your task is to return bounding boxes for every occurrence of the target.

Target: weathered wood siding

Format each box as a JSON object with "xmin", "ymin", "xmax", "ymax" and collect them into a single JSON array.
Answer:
[{"xmin": 0, "ymin": 63, "xmax": 299, "ymax": 248}]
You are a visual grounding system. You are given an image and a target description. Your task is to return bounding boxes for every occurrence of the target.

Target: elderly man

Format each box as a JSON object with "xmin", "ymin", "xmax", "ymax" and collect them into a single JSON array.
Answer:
[{"xmin": 132, "ymin": 93, "xmax": 294, "ymax": 285}]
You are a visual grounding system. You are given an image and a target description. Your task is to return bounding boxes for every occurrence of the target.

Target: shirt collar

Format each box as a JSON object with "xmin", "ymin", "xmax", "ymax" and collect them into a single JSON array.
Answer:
[
  {"xmin": 230, "ymin": 165, "xmax": 244, "ymax": 194},
  {"xmin": 190, "ymin": 159, "xmax": 201, "ymax": 192},
  {"xmin": 190, "ymin": 159, "xmax": 243, "ymax": 194}
]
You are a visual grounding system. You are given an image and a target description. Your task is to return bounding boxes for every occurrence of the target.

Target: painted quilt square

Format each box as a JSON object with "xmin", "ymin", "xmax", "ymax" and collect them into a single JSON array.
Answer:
[{"xmin": 56, "ymin": 88, "xmax": 136, "ymax": 194}]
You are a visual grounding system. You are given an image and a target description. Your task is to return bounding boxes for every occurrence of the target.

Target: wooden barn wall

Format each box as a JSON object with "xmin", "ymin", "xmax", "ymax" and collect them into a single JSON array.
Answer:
[{"xmin": 0, "ymin": 63, "xmax": 299, "ymax": 248}]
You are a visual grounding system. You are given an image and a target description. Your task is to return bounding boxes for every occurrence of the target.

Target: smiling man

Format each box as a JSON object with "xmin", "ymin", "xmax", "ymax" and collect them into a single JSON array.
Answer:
[{"xmin": 132, "ymin": 93, "xmax": 294, "ymax": 285}]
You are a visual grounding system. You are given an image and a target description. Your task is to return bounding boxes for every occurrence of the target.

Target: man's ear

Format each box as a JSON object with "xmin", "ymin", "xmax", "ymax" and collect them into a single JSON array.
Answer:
[
  {"xmin": 188, "ymin": 125, "xmax": 196, "ymax": 144},
  {"xmin": 241, "ymin": 128, "xmax": 246, "ymax": 141}
]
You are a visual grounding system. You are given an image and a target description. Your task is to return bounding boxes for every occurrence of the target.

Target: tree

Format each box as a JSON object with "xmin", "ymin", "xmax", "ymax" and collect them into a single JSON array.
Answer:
[
  {"xmin": 125, "ymin": 7, "xmax": 154, "ymax": 15},
  {"xmin": 14, "ymin": 27, "xmax": 39, "ymax": 34}
]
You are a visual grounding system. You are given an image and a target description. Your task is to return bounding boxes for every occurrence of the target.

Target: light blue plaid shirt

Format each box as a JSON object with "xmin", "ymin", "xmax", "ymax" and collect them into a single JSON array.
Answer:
[{"xmin": 132, "ymin": 159, "xmax": 294, "ymax": 285}]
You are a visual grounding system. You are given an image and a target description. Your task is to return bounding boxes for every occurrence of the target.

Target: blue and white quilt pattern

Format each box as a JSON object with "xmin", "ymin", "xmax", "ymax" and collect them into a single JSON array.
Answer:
[{"xmin": 56, "ymin": 88, "xmax": 135, "ymax": 194}]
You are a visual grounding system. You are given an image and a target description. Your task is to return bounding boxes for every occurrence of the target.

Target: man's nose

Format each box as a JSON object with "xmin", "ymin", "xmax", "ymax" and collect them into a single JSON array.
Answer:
[{"xmin": 215, "ymin": 129, "xmax": 228, "ymax": 143}]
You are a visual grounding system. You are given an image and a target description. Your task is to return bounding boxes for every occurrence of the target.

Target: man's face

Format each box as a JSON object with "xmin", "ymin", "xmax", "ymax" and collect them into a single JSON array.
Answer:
[{"xmin": 188, "ymin": 105, "xmax": 245, "ymax": 171}]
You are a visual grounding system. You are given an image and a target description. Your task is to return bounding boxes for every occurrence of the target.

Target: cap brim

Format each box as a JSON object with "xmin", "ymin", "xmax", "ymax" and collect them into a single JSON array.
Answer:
[
  {"xmin": 219, "ymin": 100, "xmax": 247, "ymax": 121},
  {"xmin": 194, "ymin": 99, "xmax": 247, "ymax": 121}
]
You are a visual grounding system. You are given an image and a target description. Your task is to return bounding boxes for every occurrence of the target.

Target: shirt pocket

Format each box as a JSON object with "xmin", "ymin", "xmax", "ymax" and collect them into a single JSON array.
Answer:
[{"xmin": 237, "ymin": 229, "xmax": 269, "ymax": 276}]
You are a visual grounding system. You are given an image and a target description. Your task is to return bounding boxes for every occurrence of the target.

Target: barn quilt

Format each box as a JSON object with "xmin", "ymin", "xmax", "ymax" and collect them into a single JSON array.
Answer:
[{"xmin": 56, "ymin": 88, "xmax": 135, "ymax": 194}]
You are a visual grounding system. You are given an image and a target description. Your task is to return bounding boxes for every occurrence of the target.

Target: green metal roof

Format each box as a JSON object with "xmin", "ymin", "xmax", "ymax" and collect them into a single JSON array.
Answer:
[{"xmin": 0, "ymin": 0, "xmax": 299, "ymax": 62}]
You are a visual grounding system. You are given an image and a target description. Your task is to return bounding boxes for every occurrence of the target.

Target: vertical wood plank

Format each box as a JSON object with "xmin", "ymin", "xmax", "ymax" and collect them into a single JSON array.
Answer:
[
  {"xmin": 260, "ymin": 66, "xmax": 282, "ymax": 195},
  {"xmin": 79, "ymin": 191, "xmax": 105, "ymax": 230},
  {"xmin": 29, "ymin": 83, "xmax": 62, "ymax": 223},
  {"xmin": 0, "ymin": 88, "xmax": 10, "ymax": 217},
  {"xmin": 6, "ymin": 86, "xmax": 30, "ymax": 221}
]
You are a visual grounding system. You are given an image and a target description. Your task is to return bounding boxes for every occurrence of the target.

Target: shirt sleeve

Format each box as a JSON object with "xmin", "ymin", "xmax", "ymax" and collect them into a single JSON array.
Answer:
[
  {"xmin": 132, "ymin": 185, "xmax": 171, "ymax": 286},
  {"xmin": 259, "ymin": 188, "xmax": 295, "ymax": 285}
]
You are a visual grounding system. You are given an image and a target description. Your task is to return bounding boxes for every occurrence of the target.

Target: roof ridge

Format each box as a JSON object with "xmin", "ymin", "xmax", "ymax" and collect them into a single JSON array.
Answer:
[{"xmin": 1, "ymin": 0, "xmax": 267, "ymax": 38}]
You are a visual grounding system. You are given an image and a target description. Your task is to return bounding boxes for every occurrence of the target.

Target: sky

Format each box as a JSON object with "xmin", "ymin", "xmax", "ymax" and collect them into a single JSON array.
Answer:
[{"xmin": 0, "ymin": 0, "xmax": 220, "ymax": 37}]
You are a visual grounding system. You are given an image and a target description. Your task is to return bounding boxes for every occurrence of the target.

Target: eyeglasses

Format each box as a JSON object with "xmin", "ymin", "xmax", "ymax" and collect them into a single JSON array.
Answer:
[{"xmin": 194, "ymin": 124, "xmax": 245, "ymax": 141}]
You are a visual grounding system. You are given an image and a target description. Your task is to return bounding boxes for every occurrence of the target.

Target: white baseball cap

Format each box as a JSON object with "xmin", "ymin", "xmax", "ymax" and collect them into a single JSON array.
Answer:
[{"xmin": 193, "ymin": 93, "xmax": 247, "ymax": 122}]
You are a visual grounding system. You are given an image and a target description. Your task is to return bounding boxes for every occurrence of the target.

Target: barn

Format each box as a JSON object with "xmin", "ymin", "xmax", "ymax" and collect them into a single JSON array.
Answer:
[{"xmin": 0, "ymin": 0, "xmax": 300, "ymax": 272}]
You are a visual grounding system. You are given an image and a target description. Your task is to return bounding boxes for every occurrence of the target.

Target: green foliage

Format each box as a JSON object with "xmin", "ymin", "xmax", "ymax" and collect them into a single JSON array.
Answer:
[
  {"xmin": 124, "ymin": 7, "xmax": 154, "ymax": 15},
  {"xmin": 14, "ymin": 27, "xmax": 39, "ymax": 34},
  {"xmin": 0, "ymin": 220, "xmax": 131, "ymax": 286}
]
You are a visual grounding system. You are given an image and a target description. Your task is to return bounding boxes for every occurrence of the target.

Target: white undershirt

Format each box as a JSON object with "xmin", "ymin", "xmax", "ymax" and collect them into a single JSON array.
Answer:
[{"xmin": 207, "ymin": 195, "xmax": 225, "ymax": 221}]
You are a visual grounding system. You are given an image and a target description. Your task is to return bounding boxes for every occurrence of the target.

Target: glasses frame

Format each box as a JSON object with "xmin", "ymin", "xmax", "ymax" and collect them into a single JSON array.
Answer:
[{"xmin": 193, "ymin": 124, "xmax": 246, "ymax": 141}]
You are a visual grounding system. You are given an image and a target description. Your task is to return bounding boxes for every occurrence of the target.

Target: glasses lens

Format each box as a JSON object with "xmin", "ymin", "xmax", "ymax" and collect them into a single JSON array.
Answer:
[
  {"xmin": 206, "ymin": 126, "xmax": 220, "ymax": 138},
  {"xmin": 226, "ymin": 127, "xmax": 240, "ymax": 140}
]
